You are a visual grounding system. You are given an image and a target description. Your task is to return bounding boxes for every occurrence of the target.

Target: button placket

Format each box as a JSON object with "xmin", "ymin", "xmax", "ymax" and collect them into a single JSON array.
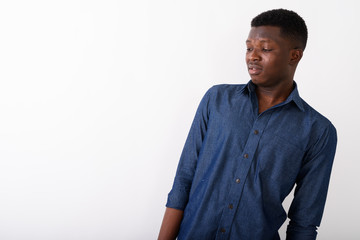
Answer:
[{"xmin": 216, "ymin": 113, "xmax": 272, "ymax": 239}]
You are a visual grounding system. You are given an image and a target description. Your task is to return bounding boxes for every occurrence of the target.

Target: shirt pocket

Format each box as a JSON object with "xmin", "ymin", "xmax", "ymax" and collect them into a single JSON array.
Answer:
[{"xmin": 257, "ymin": 134, "xmax": 305, "ymax": 191}]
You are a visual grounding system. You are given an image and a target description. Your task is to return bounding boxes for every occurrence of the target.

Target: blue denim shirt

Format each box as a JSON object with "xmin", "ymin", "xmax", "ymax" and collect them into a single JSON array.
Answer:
[{"xmin": 166, "ymin": 81, "xmax": 337, "ymax": 240}]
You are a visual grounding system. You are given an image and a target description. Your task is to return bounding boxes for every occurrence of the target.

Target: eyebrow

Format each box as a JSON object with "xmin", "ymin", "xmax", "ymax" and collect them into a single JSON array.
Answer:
[{"xmin": 246, "ymin": 39, "xmax": 271, "ymax": 43}]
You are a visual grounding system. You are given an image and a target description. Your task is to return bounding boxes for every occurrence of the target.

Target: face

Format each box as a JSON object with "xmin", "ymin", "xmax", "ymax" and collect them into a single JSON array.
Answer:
[{"xmin": 246, "ymin": 26, "xmax": 297, "ymax": 88}]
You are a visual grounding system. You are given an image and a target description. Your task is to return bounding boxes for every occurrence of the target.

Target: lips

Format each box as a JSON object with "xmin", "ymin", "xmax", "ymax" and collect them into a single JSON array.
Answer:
[{"xmin": 248, "ymin": 64, "xmax": 263, "ymax": 75}]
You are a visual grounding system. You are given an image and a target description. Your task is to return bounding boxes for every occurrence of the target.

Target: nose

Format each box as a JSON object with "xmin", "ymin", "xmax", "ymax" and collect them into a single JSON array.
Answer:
[{"xmin": 248, "ymin": 49, "xmax": 261, "ymax": 62}]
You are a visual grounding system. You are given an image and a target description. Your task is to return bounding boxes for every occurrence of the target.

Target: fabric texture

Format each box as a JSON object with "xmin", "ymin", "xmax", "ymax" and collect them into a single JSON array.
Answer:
[{"xmin": 166, "ymin": 81, "xmax": 337, "ymax": 240}]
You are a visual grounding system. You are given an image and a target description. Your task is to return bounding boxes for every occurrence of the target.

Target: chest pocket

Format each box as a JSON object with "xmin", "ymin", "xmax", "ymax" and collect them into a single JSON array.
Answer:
[{"xmin": 256, "ymin": 134, "xmax": 305, "ymax": 188}]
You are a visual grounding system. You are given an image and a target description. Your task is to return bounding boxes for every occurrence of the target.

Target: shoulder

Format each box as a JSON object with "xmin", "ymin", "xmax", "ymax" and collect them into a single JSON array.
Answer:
[
  {"xmin": 301, "ymin": 99, "xmax": 336, "ymax": 132},
  {"xmin": 300, "ymin": 99, "xmax": 337, "ymax": 152},
  {"xmin": 205, "ymin": 84, "xmax": 247, "ymax": 98},
  {"xmin": 208, "ymin": 83, "xmax": 246, "ymax": 92}
]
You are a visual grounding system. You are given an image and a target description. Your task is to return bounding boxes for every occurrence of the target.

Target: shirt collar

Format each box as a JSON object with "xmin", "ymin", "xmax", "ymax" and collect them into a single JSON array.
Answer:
[
  {"xmin": 286, "ymin": 82, "xmax": 305, "ymax": 112},
  {"xmin": 240, "ymin": 80, "xmax": 305, "ymax": 112}
]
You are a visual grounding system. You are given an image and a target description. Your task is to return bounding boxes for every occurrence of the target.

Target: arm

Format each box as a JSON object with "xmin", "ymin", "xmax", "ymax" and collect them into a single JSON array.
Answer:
[
  {"xmin": 286, "ymin": 124, "xmax": 337, "ymax": 240},
  {"xmin": 158, "ymin": 208, "xmax": 184, "ymax": 240},
  {"xmin": 160, "ymin": 88, "xmax": 212, "ymax": 237},
  {"xmin": 165, "ymin": 88, "xmax": 212, "ymax": 210}
]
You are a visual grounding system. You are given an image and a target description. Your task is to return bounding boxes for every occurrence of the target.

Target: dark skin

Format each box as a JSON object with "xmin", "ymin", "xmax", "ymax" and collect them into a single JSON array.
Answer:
[
  {"xmin": 246, "ymin": 26, "xmax": 303, "ymax": 113},
  {"xmin": 158, "ymin": 26, "xmax": 304, "ymax": 240},
  {"xmin": 158, "ymin": 208, "xmax": 183, "ymax": 240}
]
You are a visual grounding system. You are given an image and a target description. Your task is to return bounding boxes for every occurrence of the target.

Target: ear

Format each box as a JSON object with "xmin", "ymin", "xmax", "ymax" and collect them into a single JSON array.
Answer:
[{"xmin": 289, "ymin": 48, "xmax": 303, "ymax": 66}]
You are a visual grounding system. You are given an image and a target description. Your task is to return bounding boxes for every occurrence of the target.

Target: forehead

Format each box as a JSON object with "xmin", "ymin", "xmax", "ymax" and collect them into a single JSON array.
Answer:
[{"xmin": 246, "ymin": 26, "xmax": 286, "ymax": 44}]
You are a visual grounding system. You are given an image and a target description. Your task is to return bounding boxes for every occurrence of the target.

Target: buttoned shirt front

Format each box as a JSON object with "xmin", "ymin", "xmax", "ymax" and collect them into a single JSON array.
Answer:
[{"xmin": 166, "ymin": 81, "xmax": 337, "ymax": 240}]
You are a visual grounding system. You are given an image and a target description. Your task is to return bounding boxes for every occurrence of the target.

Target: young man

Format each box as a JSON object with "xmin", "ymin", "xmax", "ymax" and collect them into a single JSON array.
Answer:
[{"xmin": 158, "ymin": 9, "xmax": 337, "ymax": 240}]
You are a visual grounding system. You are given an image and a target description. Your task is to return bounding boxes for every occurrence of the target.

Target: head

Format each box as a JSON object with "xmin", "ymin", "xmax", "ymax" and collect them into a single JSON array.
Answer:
[
  {"xmin": 246, "ymin": 9, "xmax": 308, "ymax": 88},
  {"xmin": 251, "ymin": 9, "xmax": 308, "ymax": 50}
]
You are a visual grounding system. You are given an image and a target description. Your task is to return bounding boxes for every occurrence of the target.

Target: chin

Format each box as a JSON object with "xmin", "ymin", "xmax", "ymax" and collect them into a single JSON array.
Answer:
[
  {"xmin": 250, "ymin": 77, "xmax": 264, "ymax": 85},
  {"xmin": 251, "ymin": 78, "xmax": 274, "ymax": 88}
]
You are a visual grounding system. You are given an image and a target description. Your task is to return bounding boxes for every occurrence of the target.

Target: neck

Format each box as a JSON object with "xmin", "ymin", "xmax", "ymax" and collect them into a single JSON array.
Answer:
[{"xmin": 255, "ymin": 80, "xmax": 294, "ymax": 114}]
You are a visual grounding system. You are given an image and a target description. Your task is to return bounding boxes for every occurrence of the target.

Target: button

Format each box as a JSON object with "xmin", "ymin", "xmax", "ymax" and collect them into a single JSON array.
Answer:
[
  {"xmin": 220, "ymin": 228, "xmax": 226, "ymax": 233},
  {"xmin": 254, "ymin": 130, "xmax": 259, "ymax": 135},
  {"xmin": 228, "ymin": 204, "xmax": 233, "ymax": 209},
  {"xmin": 244, "ymin": 153, "xmax": 249, "ymax": 158},
  {"xmin": 235, "ymin": 178, "xmax": 240, "ymax": 183}
]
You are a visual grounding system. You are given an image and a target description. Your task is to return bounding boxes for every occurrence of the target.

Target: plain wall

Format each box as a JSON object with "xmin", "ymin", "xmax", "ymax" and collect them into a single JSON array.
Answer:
[{"xmin": 0, "ymin": 0, "xmax": 358, "ymax": 239}]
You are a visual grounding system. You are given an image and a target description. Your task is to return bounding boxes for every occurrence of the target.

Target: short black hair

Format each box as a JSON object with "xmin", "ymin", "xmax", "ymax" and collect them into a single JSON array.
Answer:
[{"xmin": 251, "ymin": 9, "xmax": 308, "ymax": 50}]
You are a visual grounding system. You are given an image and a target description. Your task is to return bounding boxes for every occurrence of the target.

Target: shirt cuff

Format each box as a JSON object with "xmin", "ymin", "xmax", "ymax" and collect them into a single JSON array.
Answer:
[
  {"xmin": 286, "ymin": 222, "xmax": 317, "ymax": 240},
  {"xmin": 165, "ymin": 188, "xmax": 189, "ymax": 210}
]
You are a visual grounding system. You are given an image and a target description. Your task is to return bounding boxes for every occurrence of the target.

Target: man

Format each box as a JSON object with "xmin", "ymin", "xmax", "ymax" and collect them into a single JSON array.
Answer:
[{"xmin": 158, "ymin": 9, "xmax": 337, "ymax": 240}]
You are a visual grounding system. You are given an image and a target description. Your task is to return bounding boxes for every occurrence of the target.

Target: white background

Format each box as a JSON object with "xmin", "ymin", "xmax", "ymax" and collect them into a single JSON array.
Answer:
[{"xmin": 0, "ymin": 0, "xmax": 358, "ymax": 239}]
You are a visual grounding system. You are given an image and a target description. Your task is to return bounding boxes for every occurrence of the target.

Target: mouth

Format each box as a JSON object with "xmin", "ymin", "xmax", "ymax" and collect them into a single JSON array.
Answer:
[{"xmin": 248, "ymin": 64, "xmax": 262, "ymax": 75}]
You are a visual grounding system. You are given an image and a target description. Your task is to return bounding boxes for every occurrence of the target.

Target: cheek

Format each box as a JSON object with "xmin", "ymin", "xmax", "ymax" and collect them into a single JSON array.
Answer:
[{"xmin": 266, "ymin": 56, "xmax": 285, "ymax": 68}]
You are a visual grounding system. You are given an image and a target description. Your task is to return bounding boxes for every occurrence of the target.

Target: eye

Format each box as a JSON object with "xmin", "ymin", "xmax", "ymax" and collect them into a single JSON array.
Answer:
[
  {"xmin": 246, "ymin": 48, "xmax": 253, "ymax": 52},
  {"xmin": 262, "ymin": 48, "xmax": 273, "ymax": 52}
]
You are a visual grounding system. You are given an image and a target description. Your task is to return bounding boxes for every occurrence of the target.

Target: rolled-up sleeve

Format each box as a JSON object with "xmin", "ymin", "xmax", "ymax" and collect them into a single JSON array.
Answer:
[
  {"xmin": 166, "ymin": 88, "xmax": 212, "ymax": 210},
  {"xmin": 286, "ymin": 123, "xmax": 337, "ymax": 240}
]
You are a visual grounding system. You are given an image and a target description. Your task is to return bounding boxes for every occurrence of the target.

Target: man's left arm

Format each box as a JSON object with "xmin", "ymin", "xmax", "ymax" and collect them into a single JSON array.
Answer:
[{"xmin": 286, "ymin": 123, "xmax": 337, "ymax": 240}]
